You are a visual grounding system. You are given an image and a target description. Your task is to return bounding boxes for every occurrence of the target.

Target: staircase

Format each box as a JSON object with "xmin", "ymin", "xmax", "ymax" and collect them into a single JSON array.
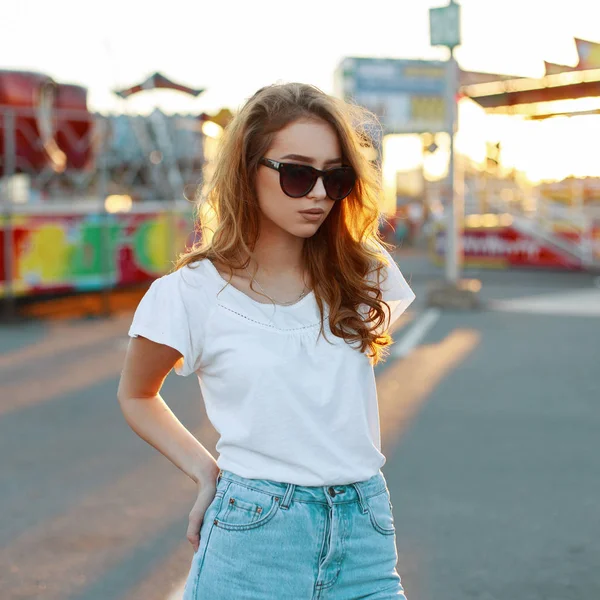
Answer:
[{"xmin": 486, "ymin": 192, "xmax": 599, "ymax": 270}]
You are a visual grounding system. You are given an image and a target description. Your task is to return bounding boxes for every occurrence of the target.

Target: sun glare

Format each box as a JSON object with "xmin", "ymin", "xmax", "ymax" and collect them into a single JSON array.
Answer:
[{"xmin": 381, "ymin": 95, "xmax": 600, "ymax": 189}]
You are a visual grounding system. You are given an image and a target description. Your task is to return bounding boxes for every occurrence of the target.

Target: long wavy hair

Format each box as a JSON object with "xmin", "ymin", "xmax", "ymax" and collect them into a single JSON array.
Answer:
[{"xmin": 174, "ymin": 82, "xmax": 397, "ymax": 365}]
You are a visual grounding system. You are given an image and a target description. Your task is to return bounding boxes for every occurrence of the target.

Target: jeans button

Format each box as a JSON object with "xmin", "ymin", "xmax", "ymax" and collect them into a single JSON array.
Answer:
[{"xmin": 328, "ymin": 486, "xmax": 336, "ymax": 497}]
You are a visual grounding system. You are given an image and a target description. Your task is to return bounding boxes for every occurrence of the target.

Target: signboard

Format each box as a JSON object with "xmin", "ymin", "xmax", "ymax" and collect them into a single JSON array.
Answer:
[
  {"xmin": 429, "ymin": 2, "xmax": 461, "ymax": 49},
  {"xmin": 335, "ymin": 57, "xmax": 448, "ymax": 134}
]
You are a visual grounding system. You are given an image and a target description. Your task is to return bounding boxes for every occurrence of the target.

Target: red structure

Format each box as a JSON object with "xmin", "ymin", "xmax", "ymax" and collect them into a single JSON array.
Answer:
[{"xmin": 0, "ymin": 70, "xmax": 94, "ymax": 176}]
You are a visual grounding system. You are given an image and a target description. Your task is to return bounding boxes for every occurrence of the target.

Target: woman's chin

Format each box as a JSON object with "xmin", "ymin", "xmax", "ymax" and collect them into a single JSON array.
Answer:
[{"xmin": 290, "ymin": 223, "xmax": 322, "ymax": 238}]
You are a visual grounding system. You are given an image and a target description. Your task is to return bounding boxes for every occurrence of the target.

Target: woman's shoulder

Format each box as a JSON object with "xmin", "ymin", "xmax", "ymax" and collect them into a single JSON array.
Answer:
[
  {"xmin": 152, "ymin": 258, "xmax": 220, "ymax": 305},
  {"xmin": 178, "ymin": 257, "xmax": 213, "ymax": 282},
  {"xmin": 129, "ymin": 259, "xmax": 217, "ymax": 376}
]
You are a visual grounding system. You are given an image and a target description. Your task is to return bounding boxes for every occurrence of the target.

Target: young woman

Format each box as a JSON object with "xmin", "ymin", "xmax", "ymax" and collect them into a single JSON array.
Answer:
[{"xmin": 118, "ymin": 82, "xmax": 415, "ymax": 599}]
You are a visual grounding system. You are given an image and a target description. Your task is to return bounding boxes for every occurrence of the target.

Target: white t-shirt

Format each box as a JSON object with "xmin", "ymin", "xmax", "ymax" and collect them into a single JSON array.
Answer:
[{"xmin": 128, "ymin": 243, "xmax": 415, "ymax": 486}]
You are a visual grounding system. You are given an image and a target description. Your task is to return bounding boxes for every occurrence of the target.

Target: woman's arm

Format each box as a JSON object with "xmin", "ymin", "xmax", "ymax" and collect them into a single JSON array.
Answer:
[{"xmin": 117, "ymin": 335, "xmax": 218, "ymax": 486}]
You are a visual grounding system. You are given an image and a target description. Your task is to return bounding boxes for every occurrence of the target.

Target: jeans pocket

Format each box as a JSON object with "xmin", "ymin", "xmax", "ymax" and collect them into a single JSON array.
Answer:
[
  {"xmin": 199, "ymin": 491, "xmax": 224, "ymax": 538},
  {"xmin": 184, "ymin": 492, "xmax": 225, "ymax": 599},
  {"xmin": 365, "ymin": 490, "xmax": 396, "ymax": 536},
  {"xmin": 214, "ymin": 482, "xmax": 281, "ymax": 532}
]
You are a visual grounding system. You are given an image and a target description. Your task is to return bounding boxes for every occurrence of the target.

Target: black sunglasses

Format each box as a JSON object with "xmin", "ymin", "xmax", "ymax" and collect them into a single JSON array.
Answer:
[{"xmin": 259, "ymin": 157, "xmax": 356, "ymax": 201}]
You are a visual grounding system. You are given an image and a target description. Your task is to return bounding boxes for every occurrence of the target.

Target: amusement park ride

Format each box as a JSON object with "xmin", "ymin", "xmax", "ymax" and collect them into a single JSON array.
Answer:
[
  {"xmin": 0, "ymin": 70, "xmax": 92, "ymax": 176},
  {"xmin": 0, "ymin": 69, "xmax": 231, "ymax": 311},
  {"xmin": 1, "ymin": 41, "xmax": 600, "ymax": 313}
]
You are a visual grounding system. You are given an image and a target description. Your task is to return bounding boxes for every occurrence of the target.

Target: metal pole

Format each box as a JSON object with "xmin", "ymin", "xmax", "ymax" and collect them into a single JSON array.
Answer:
[
  {"xmin": 445, "ymin": 51, "xmax": 462, "ymax": 284},
  {"xmin": 2, "ymin": 109, "xmax": 16, "ymax": 321}
]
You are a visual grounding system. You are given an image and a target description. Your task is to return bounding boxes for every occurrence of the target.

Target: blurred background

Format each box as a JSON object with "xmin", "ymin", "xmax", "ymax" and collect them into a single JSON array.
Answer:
[{"xmin": 1, "ymin": 1, "xmax": 599, "ymax": 599}]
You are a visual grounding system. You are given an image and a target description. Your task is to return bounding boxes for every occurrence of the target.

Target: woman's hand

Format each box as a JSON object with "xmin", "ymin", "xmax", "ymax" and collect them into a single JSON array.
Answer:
[{"xmin": 187, "ymin": 474, "xmax": 219, "ymax": 552}]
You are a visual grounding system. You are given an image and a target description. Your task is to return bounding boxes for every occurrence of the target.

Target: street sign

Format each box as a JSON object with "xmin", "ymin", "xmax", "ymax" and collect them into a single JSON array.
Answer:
[
  {"xmin": 430, "ymin": 1, "xmax": 461, "ymax": 49},
  {"xmin": 335, "ymin": 57, "xmax": 449, "ymax": 134}
]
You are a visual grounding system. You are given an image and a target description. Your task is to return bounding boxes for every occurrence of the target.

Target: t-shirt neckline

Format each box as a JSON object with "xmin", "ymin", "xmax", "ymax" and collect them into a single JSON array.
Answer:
[{"xmin": 203, "ymin": 258, "xmax": 314, "ymax": 310}]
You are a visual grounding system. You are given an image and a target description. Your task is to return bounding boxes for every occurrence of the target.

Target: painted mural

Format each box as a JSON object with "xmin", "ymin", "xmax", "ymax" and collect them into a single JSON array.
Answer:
[{"xmin": 0, "ymin": 210, "xmax": 198, "ymax": 298}]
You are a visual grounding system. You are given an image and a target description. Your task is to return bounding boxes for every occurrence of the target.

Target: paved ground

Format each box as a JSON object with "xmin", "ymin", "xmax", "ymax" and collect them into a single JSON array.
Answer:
[{"xmin": 0, "ymin": 251, "xmax": 598, "ymax": 600}]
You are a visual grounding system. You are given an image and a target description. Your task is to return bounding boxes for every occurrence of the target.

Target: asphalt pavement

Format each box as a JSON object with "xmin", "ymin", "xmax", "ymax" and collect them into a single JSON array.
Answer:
[{"xmin": 0, "ymin": 249, "xmax": 598, "ymax": 600}]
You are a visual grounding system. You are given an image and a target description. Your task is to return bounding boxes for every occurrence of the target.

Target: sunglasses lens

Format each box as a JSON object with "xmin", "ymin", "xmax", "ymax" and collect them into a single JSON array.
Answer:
[
  {"xmin": 324, "ymin": 167, "xmax": 356, "ymax": 200},
  {"xmin": 279, "ymin": 164, "xmax": 316, "ymax": 198}
]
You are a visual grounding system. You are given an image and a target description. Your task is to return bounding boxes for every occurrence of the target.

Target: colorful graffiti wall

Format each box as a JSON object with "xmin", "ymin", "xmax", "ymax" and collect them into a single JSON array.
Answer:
[{"xmin": 0, "ymin": 208, "xmax": 197, "ymax": 298}]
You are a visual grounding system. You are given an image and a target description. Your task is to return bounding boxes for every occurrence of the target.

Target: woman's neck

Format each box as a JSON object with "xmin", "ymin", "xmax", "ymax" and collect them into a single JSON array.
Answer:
[{"xmin": 250, "ymin": 229, "xmax": 305, "ymax": 276}]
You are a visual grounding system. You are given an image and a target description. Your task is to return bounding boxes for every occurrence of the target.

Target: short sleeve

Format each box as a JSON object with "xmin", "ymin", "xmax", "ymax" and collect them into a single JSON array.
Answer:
[
  {"xmin": 369, "ymin": 241, "xmax": 416, "ymax": 332},
  {"xmin": 128, "ymin": 269, "xmax": 204, "ymax": 376}
]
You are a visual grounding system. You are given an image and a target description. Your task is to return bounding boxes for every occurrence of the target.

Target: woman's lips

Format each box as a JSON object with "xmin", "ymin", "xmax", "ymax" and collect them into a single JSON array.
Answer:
[{"xmin": 298, "ymin": 209, "xmax": 325, "ymax": 221}]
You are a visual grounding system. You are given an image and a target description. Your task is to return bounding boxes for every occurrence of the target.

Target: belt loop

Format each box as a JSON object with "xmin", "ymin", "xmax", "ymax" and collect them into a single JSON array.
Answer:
[
  {"xmin": 351, "ymin": 482, "xmax": 368, "ymax": 514},
  {"xmin": 279, "ymin": 483, "xmax": 296, "ymax": 510},
  {"xmin": 217, "ymin": 469, "xmax": 223, "ymax": 484}
]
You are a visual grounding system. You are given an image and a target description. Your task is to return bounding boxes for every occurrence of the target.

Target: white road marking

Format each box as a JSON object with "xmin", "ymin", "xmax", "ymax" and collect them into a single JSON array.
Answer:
[
  {"xmin": 392, "ymin": 309, "xmax": 441, "ymax": 358},
  {"xmin": 490, "ymin": 289, "xmax": 600, "ymax": 317}
]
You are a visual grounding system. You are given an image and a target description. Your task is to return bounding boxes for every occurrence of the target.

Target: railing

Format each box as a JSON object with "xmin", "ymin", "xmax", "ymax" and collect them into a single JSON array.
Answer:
[{"xmin": 484, "ymin": 184, "xmax": 600, "ymax": 269}]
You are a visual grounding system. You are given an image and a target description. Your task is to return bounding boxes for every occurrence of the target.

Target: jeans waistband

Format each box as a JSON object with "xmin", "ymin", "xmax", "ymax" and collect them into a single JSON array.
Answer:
[{"xmin": 216, "ymin": 468, "xmax": 388, "ymax": 510}]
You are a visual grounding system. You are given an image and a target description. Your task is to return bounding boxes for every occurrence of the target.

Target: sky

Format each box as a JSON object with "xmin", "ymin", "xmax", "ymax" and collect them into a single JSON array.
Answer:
[
  {"xmin": 3, "ymin": 0, "xmax": 600, "ymax": 181},
  {"xmin": 4, "ymin": 0, "xmax": 599, "ymax": 114}
]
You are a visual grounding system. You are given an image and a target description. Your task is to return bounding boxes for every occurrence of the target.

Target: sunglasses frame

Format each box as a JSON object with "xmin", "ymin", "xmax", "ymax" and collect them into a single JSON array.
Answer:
[{"xmin": 259, "ymin": 157, "xmax": 355, "ymax": 201}]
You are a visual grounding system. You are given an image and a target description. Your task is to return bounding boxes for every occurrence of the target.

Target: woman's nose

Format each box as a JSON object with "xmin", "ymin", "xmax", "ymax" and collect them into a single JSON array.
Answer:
[{"xmin": 307, "ymin": 175, "xmax": 327, "ymax": 199}]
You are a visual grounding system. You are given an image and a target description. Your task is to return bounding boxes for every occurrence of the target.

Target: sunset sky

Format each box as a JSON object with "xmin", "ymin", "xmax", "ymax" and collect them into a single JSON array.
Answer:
[{"xmin": 3, "ymin": 0, "xmax": 600, "ymax": 182}]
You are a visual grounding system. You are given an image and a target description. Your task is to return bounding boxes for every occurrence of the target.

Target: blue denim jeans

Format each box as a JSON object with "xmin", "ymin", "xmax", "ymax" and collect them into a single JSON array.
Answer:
[{"xmin": 183, "ymin": 468, "xmax": 407, "ymax": 599}]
